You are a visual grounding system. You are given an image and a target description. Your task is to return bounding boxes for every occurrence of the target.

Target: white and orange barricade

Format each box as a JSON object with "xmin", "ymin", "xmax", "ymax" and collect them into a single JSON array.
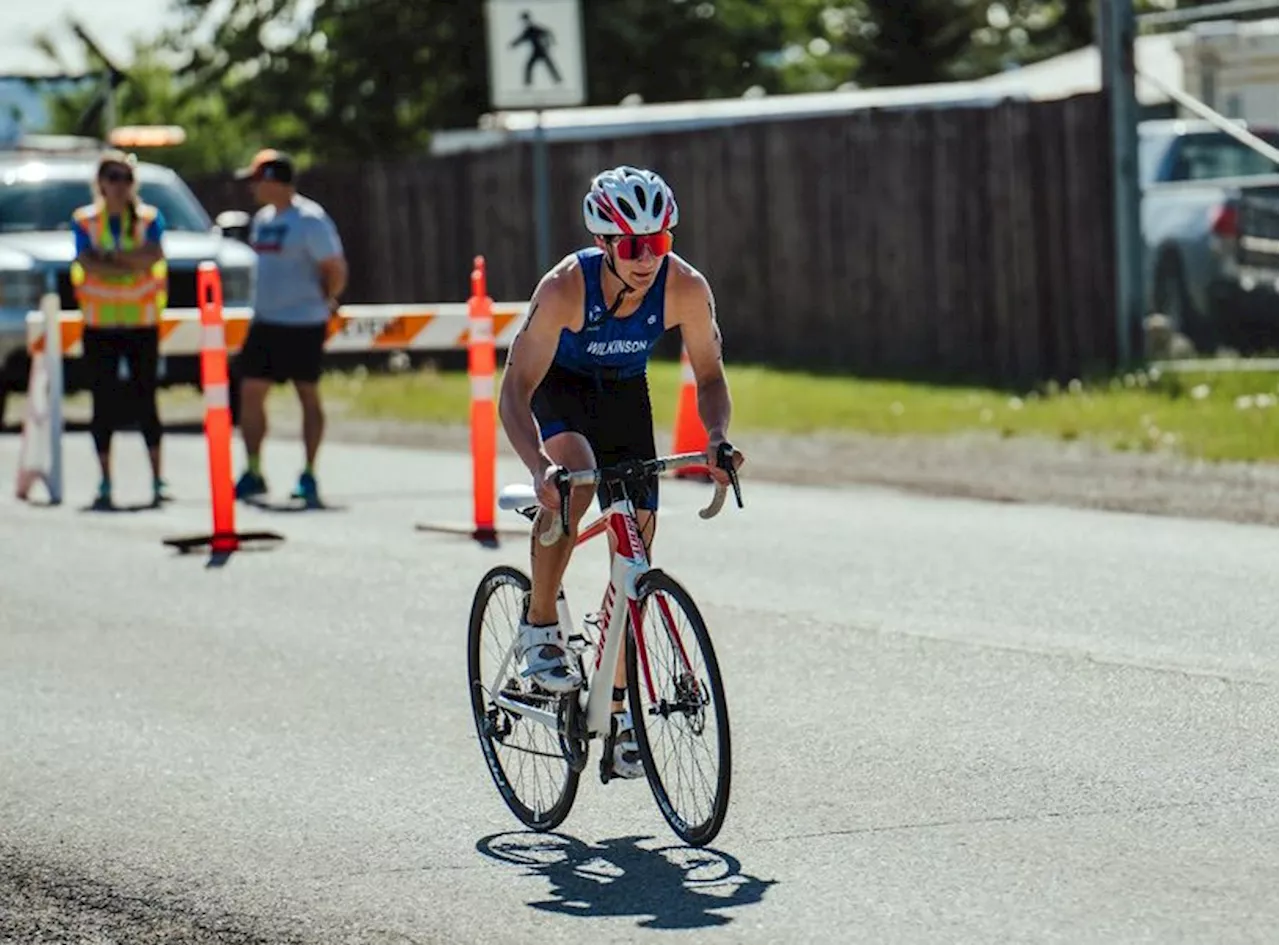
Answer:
[
  {"xmin": 16, "ymin": 260, "xmax": 712, "ymax": 536},
  {"xmin": 26, "ymin": 303, "xmax": 529, "ymax": 360}
]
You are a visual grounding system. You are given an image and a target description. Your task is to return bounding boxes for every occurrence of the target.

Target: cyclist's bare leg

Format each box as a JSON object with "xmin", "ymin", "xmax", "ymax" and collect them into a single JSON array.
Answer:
[{"xmin": 525, "ymin": 431, "xmax": 597, "ymax": 626}]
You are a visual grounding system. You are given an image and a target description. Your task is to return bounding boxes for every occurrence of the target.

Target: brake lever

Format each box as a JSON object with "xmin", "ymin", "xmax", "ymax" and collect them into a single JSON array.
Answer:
[
  {"xmin": 537, "ymin": 469, "xmax": 571, "ymax": 547},
  {"xmin": 717, "ymin": 442, "xmax": 744, "ymax": 509},
  {"xmin": 557, "ymin": 470, "xmax": 570, "ymax": 535}
]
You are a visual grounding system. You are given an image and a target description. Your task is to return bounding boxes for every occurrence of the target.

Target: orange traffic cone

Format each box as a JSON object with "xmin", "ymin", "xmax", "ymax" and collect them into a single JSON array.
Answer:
[
  {"xmin": 467, "ymin": 256, "xmax": 498, "ymax": 544},
  {"xmin": 671, "ymin": 343, "xmax": 711, "ymax": 481},
  {"xmin": 162, "ymin": 263, "xmax": 284, "ymax": 559},
  {"xmin": 414, "ymin": 255, "xmax": 525, "ymax": 546}
]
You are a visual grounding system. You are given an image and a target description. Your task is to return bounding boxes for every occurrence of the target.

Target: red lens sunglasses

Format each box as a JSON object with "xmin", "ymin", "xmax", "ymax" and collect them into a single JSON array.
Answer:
[{"xmin": 613, "ymin": 231, "xmax": 673, "ymax": 260}]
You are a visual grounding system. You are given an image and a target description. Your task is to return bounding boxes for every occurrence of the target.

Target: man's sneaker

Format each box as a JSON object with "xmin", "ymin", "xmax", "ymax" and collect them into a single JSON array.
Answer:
[
  {"xmin": 517, "ymin": 620, "xmax": 582, "ymax": 694},
  {"xmin": 92, "ymin": 477, "xmax": 112, "ymax": 510},
  {"xmin": 290, "ymin": 470, "xmax": 321, "ymax": 508},
  {"xmin": 234, "ymin": 470, "xmax": 267, "ymax": 500},
  {"xmin": 610, "ymin": 710, "xmax": 644, "ymax": 779}
]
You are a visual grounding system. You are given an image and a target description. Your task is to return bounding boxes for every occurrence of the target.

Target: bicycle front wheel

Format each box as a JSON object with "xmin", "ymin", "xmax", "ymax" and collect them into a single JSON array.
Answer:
[
  {"xmin": 467, "ymin": 565, "xmax": 579, "ymax": 832},
  {"xmin": 626, "ymin": 568, "xmax": 731, "ymax": 847}
]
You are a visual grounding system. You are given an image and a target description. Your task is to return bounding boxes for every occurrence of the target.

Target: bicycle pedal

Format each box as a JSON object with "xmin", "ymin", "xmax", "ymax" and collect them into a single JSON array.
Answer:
[
  {"xmin": 598, "ymin": 731, "xmax": 618, "ymax": 784},
  {"xmin": 527, "ymin": 682, "xmax": 565, "ymax": 702}
]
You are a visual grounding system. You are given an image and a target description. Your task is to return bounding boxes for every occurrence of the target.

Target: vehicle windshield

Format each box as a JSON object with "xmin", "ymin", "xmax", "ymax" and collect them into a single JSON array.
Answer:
[
  {"xmin": 1166, "ymin": 131, "xmax": 1280, "ymax": 183},
  {"xmin": 0, "ymin": 176, "xmax": 212, "ymax": 234}
]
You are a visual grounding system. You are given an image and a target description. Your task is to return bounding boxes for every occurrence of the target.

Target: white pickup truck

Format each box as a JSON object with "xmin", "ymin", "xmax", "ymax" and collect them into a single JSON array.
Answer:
[{"xmin": 1140, "ymin": 118, "xmax": 1279, "ymax": 353}]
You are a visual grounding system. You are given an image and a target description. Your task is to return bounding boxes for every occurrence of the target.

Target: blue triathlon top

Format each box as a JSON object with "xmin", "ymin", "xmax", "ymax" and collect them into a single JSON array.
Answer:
[{"xmin": 552, "ymin": 247, "xmax": 668, "ymax": 379}]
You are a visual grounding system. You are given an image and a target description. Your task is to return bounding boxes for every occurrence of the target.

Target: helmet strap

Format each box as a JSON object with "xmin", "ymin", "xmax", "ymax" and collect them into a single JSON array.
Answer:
[{"xmin": 603, "ymin": 244, "xmax": 635, "ymax": 316}]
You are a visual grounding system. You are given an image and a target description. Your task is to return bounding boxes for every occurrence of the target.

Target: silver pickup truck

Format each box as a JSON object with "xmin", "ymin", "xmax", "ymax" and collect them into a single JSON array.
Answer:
[
  {"xmin": 1140, "ymin": 118, "xmax": 1279, "ymax": 353},
  {"xmin": 1233, "ymin": 185, "xmax": 1280, "ymax": 332},
  {"xmin": 0, "ymin": 137, "xmax": 256, "ymax": 426}
]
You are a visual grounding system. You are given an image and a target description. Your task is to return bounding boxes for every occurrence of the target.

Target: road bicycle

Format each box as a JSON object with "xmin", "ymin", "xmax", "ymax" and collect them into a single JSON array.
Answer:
[{"xmin": 466, "ymin": 447, "xmax": 743, "ymax": 847}]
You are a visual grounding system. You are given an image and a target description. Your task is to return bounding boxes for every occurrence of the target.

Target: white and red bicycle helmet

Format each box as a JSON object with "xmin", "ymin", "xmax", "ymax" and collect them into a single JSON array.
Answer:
[{"xmin": 582, "ymin": 165, "xmax": 679, "ymax": 236}]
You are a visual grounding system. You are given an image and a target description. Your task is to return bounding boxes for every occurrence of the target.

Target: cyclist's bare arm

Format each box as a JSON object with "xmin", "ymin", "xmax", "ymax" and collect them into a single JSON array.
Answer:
[
  {"xmin": 498, "ymin": 258, "xmax": 584, "ymax": 480},
  {"xmin": 666, "ymin": 260, "xmax": 734, "ymax": 448}
]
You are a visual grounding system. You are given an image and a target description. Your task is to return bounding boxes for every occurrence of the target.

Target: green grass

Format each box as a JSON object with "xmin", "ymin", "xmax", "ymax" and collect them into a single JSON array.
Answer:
[
  {"xmin": 321, "ymin": 360, "xmax": 1278, "ymax": 464},
  {"xmin": 322, "ymin": 366, "xmax": 476, "ymax": 424},
  {"xmin": 7, "ymin": 360, "xmax": 1269, "ymax": 463}
]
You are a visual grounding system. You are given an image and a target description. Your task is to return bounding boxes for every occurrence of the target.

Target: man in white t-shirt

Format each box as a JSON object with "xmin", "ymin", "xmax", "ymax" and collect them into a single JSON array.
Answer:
[{"xmin": 231, "ymin": 149, "xmax": 347, "ymax": 508}]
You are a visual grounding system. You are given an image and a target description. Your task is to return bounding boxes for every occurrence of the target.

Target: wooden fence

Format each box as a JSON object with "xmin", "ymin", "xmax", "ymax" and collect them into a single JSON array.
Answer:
[{"xmin": 189, "ymin": 91, "xmax": 1118, "ymax": 386}]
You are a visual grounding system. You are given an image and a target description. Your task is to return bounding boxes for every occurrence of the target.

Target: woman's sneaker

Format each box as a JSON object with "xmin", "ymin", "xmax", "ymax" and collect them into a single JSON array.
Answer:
[
  {"xmin": 517, "ymin": 621, "xmax": 582, "ymax": 694},
  {"xmin": 152, "ymin": 477, "xmax": 172, "ymax": 505}
]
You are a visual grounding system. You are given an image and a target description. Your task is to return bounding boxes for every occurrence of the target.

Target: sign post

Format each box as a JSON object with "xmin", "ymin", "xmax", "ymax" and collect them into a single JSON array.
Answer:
[
  {"xmin": 485, "ymin": 0, "xmax": 587, "ymax": 274},
  {"xmin": 1098, "ymin": 0, "xmax": 1143, "ymax": 369}
]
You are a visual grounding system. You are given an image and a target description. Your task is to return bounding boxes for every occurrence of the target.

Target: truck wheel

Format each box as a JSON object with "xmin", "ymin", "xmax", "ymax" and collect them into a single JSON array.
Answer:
[{"xmin": 1154, "ymin": 254, "xmax": 1213, "ymax": 353}]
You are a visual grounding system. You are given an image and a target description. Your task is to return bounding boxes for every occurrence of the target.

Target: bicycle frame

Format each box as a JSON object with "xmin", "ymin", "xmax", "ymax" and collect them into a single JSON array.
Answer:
[
  {"xmin": 486, "ymin": 448, "xmax": 739, "ymax": 755},
  {"xmin": 490, "ymin": 491, "xmax": 691, "ymax": 743}
]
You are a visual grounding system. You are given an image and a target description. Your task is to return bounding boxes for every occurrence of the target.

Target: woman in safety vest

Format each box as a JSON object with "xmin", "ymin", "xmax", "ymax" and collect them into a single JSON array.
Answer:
[{"xmin": 69, "ymin": 150, "xmax": 170, "ymax": 509}]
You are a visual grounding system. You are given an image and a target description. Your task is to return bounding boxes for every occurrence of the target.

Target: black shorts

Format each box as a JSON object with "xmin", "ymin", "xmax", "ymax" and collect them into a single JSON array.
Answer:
[
  {"xmin": 236, "ymin": 320, "xmax": 327, "ymax": 384},
  {"xmin": 531, "ymin": 364, "xmax": 659, "ymax": 511}
]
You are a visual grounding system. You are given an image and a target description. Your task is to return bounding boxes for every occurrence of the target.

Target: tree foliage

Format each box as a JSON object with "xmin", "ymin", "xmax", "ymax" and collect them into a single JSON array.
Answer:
[{"xmin": 820, "ymin": 1, "xmax": 989, "ymax": 86}]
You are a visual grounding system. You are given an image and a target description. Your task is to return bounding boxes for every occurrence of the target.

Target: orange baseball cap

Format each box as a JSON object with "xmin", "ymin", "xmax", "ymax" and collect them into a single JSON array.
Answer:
[{"xmin": 234, "ymin": 148, "xmax": 295, "ymax": 182}]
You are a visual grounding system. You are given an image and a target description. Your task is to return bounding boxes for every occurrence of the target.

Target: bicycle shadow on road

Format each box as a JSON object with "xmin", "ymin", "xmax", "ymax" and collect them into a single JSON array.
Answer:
[{"xmin": 475, "ymin": 832, "xmax": 777, "ymax": 930}]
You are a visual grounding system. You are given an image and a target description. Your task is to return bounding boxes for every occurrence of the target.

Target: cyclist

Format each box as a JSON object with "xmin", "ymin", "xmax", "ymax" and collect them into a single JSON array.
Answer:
[{"xmin": 498, "ymin": 164, "xmax": 744, "ymax": 779}]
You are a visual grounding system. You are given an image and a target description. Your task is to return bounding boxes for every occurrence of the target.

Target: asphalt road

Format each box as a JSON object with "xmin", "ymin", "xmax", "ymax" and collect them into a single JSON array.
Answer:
[{"xmin": 1, "ymin": 429, "xmax": 1276, "ymax": 945}]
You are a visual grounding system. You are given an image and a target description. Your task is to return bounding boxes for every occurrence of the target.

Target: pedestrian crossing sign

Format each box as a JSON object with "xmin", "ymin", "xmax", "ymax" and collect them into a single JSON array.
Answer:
[{"xmin": 485, "ymin": 0, "xmax": 586, "ymax": 110}]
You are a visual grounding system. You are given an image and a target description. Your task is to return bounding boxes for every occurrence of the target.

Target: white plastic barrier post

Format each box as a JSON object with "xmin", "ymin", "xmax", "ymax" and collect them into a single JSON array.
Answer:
[
  {"xmin": 14, "ymin": 335, "xmax": 49, "ymax": 502},
  {"xmin": 42, "ymin": 287, "xmax": 64, "ymax": 505}
]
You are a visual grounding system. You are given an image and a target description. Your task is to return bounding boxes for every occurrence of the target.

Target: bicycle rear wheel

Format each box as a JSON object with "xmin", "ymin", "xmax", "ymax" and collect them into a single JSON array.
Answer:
[
  {"xmin": 467, "ymin": 565, "xmax": 579, "ymax": 831},
  {"xmin": 625, "ymin": 568, "xmax": 731, "ymax": 847}
]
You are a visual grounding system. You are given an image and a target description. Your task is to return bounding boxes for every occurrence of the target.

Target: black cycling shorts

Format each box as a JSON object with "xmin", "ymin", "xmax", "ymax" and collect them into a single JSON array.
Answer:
[
  {"xmin": 236, "ymin": 320, "xmax": 328, "ymax": 385},
  {"xmin": 531, "ymin": 363, "xmax": 659, "ymax": 511}
]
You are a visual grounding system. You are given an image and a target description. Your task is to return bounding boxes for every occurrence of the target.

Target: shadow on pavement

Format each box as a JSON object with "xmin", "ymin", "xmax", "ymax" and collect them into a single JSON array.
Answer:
[
  {"xmin": 77, "ymin": 500, "xmax": 164, "ymax": 514},
  {"xmin": 475, "ymin": 832, "xmax": 777, "ymax": 931},
  {"xmin": 0, "ymin": 420, "xmax": 206, "ymax": 437},
  {"xmin": 240, "ymin": 496, "xmax": 348, "ymax": 514}
]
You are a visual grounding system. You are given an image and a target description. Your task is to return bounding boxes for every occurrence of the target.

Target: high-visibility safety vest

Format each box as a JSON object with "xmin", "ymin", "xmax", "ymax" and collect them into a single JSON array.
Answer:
[{"xmin": 69, "ymin": 202, "xmax": 168, "ymax": 328}]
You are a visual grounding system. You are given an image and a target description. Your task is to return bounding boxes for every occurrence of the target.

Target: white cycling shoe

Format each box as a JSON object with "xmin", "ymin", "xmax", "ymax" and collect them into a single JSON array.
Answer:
[
  {"xmin": 610, "ymin": 710, "xmax": 645, "ymax": 780},
  {"xmin": 517, "ymin": 621, "xmax": 582, "ymax": 694}
]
